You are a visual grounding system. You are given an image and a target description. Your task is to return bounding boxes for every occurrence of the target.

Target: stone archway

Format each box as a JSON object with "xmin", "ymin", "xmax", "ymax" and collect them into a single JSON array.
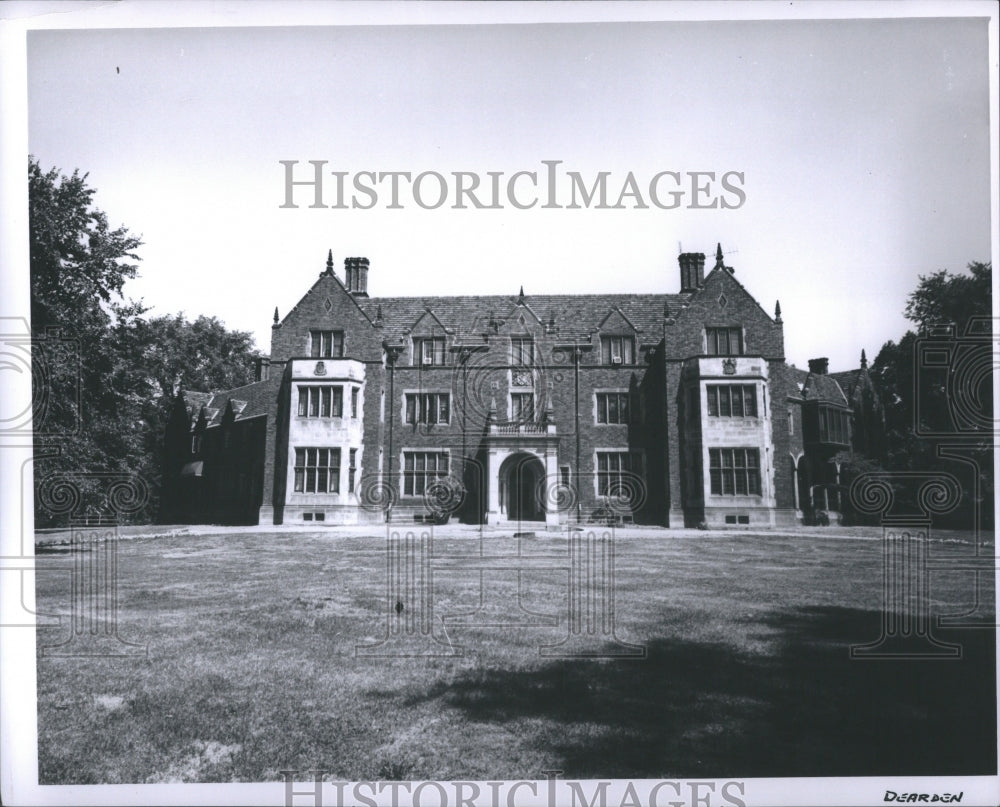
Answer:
[{"xmin": 499, "ymin": 453, "xmax": 546, "ymax": 522}]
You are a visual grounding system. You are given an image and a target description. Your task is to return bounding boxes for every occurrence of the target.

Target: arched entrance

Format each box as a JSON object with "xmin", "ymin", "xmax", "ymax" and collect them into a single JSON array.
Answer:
[{"xmin": 499, "ymin": 453, "xmax": 546, "ymax": 522}]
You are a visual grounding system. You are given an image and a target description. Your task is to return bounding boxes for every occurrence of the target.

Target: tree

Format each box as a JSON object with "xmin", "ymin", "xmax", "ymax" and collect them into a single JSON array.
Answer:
[
  {"xmin": 871, "ymin": 261, "xmax": 992, "ymax": 526},
  {"xmin": 29, "ymin": 158, "xmax": 261, "ymax": 525}
]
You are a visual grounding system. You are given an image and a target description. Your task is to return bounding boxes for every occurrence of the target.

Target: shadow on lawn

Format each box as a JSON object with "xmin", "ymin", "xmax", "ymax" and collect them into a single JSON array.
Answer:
[{"xmin": 410, "ymin": 606, "xmax": 997, "ymax": 779}]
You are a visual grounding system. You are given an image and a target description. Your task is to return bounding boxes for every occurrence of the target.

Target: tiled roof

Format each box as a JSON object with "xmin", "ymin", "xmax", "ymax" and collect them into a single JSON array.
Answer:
[
  {"xmin": 181, "ymin": 391, "xmax": 212, "ymax": 427},
  {"xmin": 198, "ymin": 379, "xmax": 272, "ymax": 428},
  {"xmin": 829, "ymin": 369, "xmax": 861, "ymax": 398},
  {"xmin": 786, "ymin": 366, "xmax": 850, "ymax": 405},
  {"xmin": 358, "ymin": 293, "xmax": 688, "ymax": 343}
]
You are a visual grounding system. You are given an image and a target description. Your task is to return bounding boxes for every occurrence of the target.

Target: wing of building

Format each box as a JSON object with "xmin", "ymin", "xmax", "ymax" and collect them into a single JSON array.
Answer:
[{"xmin": 161, "ymin": 246, "xmax": 884, "ymax": 528}]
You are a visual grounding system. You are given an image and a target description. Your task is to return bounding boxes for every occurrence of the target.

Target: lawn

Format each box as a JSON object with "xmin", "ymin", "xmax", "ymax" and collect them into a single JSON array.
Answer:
[{"xmin": 34, "ymin": 526, "xmax": 996, "ymax": 783}]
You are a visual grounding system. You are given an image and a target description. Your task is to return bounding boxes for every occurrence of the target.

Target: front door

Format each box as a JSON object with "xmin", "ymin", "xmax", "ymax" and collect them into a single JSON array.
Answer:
[{"xmin": 507, "ymin": 457, "xmax": 544, "ymax": 521}]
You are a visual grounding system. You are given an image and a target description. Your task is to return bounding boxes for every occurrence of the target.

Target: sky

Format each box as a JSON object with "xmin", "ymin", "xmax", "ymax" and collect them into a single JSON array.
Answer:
[{"xmin": 23, "ymin": 9, "xmax": 994, "ymax": 372}]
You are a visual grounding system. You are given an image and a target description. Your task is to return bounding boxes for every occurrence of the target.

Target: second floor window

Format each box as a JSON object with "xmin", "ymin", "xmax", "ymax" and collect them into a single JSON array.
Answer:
[
  {"xmin": 348, "ymin": 449, "xmax": 357, "ymax": 493},
  {"xmin": 298, "ymin": 386, "xmax": 343, "ymax": 418},
  {"xmin": 414, "ymin": 337, "xmax": 446, "ymax": 366},
  {"xmin": 510, "ymin": 392, "xmax": 534, "ymax": 422},
  {"xmin": 819, "ymin": 407, "xmax": 850, "ymax": 444},
  {"xmin": 311, "ymin": 330, "xmax": 344, "ymax": 358},
  {"xmin": 600, "ymin": 335, "xmax": 634, "ymax": 365},
  {"xmin": 596, "ymin": 392, "xmax": 633, "ymax": 424},
  {"xmin": 707, "ymin": 385, "xmax": 758, "ymax": 417},
  {"xmin": 294, "ymin": 447, "xmax": 341, "ymax": 494},
  {"xmin": 405, "ymin": 392, "xmax": 450, "ymax": 425},
  {"xmin": 706, "ymin": 327, "xmax": 743, "ymax": 356},
  {"xmin": 351, "ymin": 387, "xmax": 359, "ymax": 418}
]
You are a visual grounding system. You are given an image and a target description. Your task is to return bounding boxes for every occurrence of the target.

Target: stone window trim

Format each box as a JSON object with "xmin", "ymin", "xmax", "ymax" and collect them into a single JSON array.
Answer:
[
  {"xmin": 400, "ymin": 449, "xmax": 451, "ymax": 497},
  {"xmin": 510, "ymin": 336, "xmax": 535, "ymax": 366},
  {"xmin": 708, "ymin": 447, "xmax": 761, "ymax": 496},
  {"xmin": 412, "ymin": 336, "xmax": 447, "ymax": 366},
  {"xmin": 403, "ymin": 391, "xmax": 451, "ymax": 425},
  {"xmin": 593, "ymin": 389, "xmax": 637, "ymax": 425},
  {"xmin": 705, "ymin": 326, "xmax": 745, "ymax": 356},
  {"xmin": 706, "ymin": 384, "xmax": 758, "ymax": 418},
  {"xmin": 293, "ymin": 447, "xmax": 342, "ymax": 494},
  {"xmin": 593, "ymin": 449, "xmax": 645, "ymax": 498},
  {"xmin": 310, "ymin": 330, "xmax": 345, "ymax": 359},
  {"xmin": 599, "ymin": 334, "xmax": 636, "ymax": 366},
  {"xmin": 297, "ymin": 384, "xmax": 345, "ymax": 418}
]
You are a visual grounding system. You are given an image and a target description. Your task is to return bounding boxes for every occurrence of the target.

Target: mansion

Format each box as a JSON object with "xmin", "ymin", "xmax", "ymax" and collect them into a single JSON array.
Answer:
[{"xmin": 161, "ymin": 245, "xmax": 884, "ymax": 528}]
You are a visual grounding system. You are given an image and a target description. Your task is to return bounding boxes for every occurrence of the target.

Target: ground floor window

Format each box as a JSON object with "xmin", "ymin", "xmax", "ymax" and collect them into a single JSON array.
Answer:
[
  {"xmin": 596, "ymin": 451, "xmax": 641, "ymax": 496},
  {"xmin": 294, "ymin": 447, "xmax": 341, "ymax": 493},
  {"xmin": 709, "ymin": 448, "xmax": 760, "ymax": 495},
  {"xmin": 403, "ymin": 451, "xmax": 449, "ymax": 496}
]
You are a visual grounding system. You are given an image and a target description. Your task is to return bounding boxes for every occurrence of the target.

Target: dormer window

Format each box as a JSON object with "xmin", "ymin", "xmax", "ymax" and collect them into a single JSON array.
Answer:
[
  {"xmin": 311, "ymin": 330, "xmax": 344, "ymax": 358},
  {"xmin": 706, "ymin": 327, "xmax": 743, "ymax": 356},
  {"xmin": 414, "ymin": 337, "xmax": 446, "ymax": 366},
  {"xmin": 600, "ymin": 335, "xmax": 634, "ymax": 365}
]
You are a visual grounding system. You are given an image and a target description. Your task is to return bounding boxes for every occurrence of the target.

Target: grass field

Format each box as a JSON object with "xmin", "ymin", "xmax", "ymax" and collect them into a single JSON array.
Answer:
[{"xmin": 34, "ymin": 526, "xmax": 996, "ymax": 783}]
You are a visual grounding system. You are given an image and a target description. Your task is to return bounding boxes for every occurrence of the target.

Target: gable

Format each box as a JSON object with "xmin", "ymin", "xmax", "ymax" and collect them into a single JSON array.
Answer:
[
  {"xmin": 407, "ymin": 308, "xmax": 453, "ymax": 338},
  {"xmin": 664, "ymin": 267, "xmax": 784, "ymax": 359},
  {"xmin": 597, "ymin": 307, "xmax": 639, "ymax": 335},
  {"xmin": 270, "ymin": 271, "xmax": 381, "ymax": 362}
]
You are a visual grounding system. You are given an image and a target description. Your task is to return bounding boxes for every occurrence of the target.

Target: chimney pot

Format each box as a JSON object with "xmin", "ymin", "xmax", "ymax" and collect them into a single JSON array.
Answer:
[
  {"xmin": 344, "ymin": 256, "xmax": 370, "ymax": 296},
  {"xmin": 254, "ymin": 356, "xmax": 271, "ymax": 382},
  {"xmin": 808, "ymin": 357, "xmax": 829, "ymax": 375},
  {"xmin": 678, "ymin": 252, "xmax": 706, "ymax": 293}
]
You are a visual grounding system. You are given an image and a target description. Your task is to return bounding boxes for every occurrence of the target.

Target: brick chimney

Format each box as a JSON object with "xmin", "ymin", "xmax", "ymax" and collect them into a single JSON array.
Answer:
[
  {"xmin": 678, "ymin": 252, "xmax": 706, "ymax": 292},
  {"xmin": 344, "ymin": 257, "xmax": 369, "ymax": 297},
  {"xmin": 254, "ymin": 356, "xmax": 271, "ymax": 382},
  {"xmin": 808, "ymin": 357, "xmax": 829, "ymax": 375}
]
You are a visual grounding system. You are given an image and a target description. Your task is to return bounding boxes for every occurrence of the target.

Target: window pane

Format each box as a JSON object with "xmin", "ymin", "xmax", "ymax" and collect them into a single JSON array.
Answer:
[
  {"xmin": 745, "ymin": 387, "xmax": 756, "ymax": 417},
  {"xmin": 608, "ymin": 394, "xmax": 618, "ymax": 423},
  {"xmin": 352, "ymin": 388, "xmax": 359, "ymax": 417},
  {"xmin": 732, "ymin": 388, "xmax": 743, "ymax": 417},
  {"xmin": 623, "ymin": 338, "xmax": 634, "ymax": 364},
  {"xmin": 405, "ymin": 395, "xmax": 415, "ymax": 424},
  {"xmin": 311, "ymin": 333, "xmax": 320, "ymax": 358},
  {"xmin": 309, "ymin": 388, "xmax": 319, "ymax": 417},
  {"xmin": 620, "ymin": 395, "xmax": 630, "ymax": 423},
  {"xmin": 333, "ymin": 387, "xmax": 343, "ymax": 417},
  {"xmin": 317, "ymin": 468, "xmax": 328, "ymax": 492},
  {"xmin": 440, "ymin": 396, "xmax": 449, "ymax": 424},
  {"xmin": 404, "ymin": 453, "xmax": 414, "ymax": 471},
  {"xmin": 719, "ymin": 388, "xmax": 731, "ymax": 416},
  {"xmin": 334, "ymin": 332, "xmax": 344, "ymax": 357},
  {"xmin": 294, "ymin": 469, "xmax": 304, "ymax": 492},
  {"xmin": 709, "ymin": 449, "xmax": 720, "ymax": 469},
  {"xmin": 298, "ymin": 389, "xmax": 307, "ymax": 417},
  {"xmin": 597, "ymin": 395, "xmax": 607, "ymax": 423},
  {"xmin": 707, "ymin": 388, "xmax": 718, "ymax": 416},
  {"xmin": 321, "ymin": 387, "xmax": 331, "ymax": 417},
  {"xmin": 318, "ymin": 448, "xmax": 328, "ymax": 466},
  {"xmin": 306, "ymin": 468, "xmax": 316, "ymax": 492}
]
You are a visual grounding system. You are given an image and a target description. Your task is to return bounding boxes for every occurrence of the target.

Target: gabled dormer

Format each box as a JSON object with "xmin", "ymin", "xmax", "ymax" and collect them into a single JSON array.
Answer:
[
  {"xmin": 595, "ymin": 307, "xmax": 640, "ymax": 365},
  {"xmin": 407, "ymin": 308, "xmax": 452, "ymax": 366}
]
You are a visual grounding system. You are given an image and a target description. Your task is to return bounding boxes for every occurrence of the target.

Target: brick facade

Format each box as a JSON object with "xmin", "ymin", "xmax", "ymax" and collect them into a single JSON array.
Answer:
[{"xmin": 161, "ymin": 244, "xmax": 880, "ymax": 528}]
